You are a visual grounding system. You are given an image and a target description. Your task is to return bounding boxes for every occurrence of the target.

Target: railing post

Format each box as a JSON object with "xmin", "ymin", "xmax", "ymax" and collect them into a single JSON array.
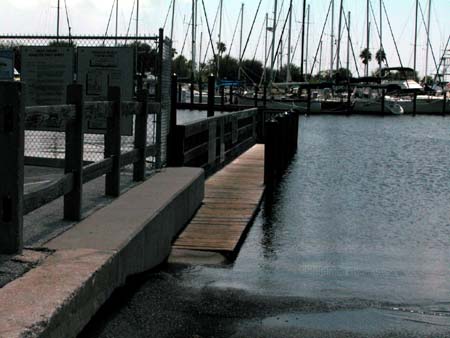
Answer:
[
  {"xmin": 133, "ymin": 90, "xmax": 148, "ymax": 181},
  {"xmin": 178, "ymin": 83, "xmax": 182, "ymax": 103},
  {"xmin": 64, "ymin": 84, "xmax": 84, "ymax": 221},
  {"xmin": 199, "ymin": 79, "xmax": 203, "ymax": 103},
  {"xmin": 0, "ymin": 81, "xmax": 24, "ymax": 254},
  {"xmin": 173, "ymin": 125, "xmax": 186, "ymax": 166},
  {"xmin": 105, "ymin": 86, "xmax": 122, "ymax": 197},
  {"xmin": 307, "ymin": 87, "xmax": 312, "ymax": 114},
  {"xmin": 413, "ymin": 92, "xmax": 417, "ymax": 115},
  {"xmin": 219, "ymin": 118, "xmax": 225, "ymax": 163},
  {"xmin": 220, "ymin": 85, "xmax": 225, "ymax": 107},
  {"xmin": 168, "ymin": 74, "xmax": 178, "ymax": 166},
  {"xmin": 208, "ymin": 120, "xmax": 217, "ymax": 165},
  {"xmin": 443, "ymin": 92, "xmax": 447, "ymax": 115},
  {"xmin": 254, "ymin": 86, "xmax": 259, "ymax": 107},
  {"xmin": 381, "ymin": 89, "xmax": 385, "ymax": 115},
  {"xmin": 207, "ymin": 75, "xmax": 215, "ymax": 117},
  {"xmin": 347, "ymin": 84, "xmax": 352, "ymax": 114},
  {"xmin": 264, "ymin": 120, "xmax": 278, "ymax": 189},
  {"xmin": 263, "ymin": 83, "xmax": 267, "ymax": 108},
  {"xmin": 229, "ymin": 85, "xmax": 233, "ymax": 104},
  {"xmin": 190, "ymin": 77, "xmax": 194, "ymax": 104}
]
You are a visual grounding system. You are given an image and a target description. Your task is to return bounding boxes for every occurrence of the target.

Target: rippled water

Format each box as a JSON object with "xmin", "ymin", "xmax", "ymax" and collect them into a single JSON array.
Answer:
[
  {"xmin": 176, "ymin": 115, "xmax": 450, "ymax": 332},
  {"xmin": 82, "ymin": 115, "xmax": 450, "ymax": 337}
]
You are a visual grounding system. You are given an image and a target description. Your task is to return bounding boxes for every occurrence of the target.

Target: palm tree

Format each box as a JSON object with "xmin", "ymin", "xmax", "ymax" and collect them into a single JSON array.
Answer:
[
  {"xmin": 359, "ymin": 48, "xmax": 372, "ymax": 76},
  {"xmin": 375, "ymin": 48, "xmax": 386, "ymax": 67},
  {"xmin": 217, "ymin": 42, "xmax": 227, "ymax": 56}
]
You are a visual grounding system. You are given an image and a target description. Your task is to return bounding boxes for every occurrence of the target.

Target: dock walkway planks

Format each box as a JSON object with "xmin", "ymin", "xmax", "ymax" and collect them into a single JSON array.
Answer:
[{"xmin": 173, "ymin": 144, "xmax": 265, "ymax": 254}]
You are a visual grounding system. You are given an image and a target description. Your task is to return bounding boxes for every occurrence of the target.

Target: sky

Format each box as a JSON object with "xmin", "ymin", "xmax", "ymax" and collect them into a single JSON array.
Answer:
[{"xmin": 0, "ymin": 0, "xmax": 449, "ymax": 79}]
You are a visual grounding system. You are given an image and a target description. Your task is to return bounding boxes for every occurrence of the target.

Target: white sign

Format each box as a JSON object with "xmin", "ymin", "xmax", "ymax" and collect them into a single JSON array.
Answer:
[
  {"xmin": 77, "ymin": 47, "xmax": 134, "ymax": 134},
  {"xmin": 0, "ymin": 50, "xmax": 14, "ymax": 80},
  {"xmin": 21, "ymin": 47, "xmax": 74, "ymax": 106}
]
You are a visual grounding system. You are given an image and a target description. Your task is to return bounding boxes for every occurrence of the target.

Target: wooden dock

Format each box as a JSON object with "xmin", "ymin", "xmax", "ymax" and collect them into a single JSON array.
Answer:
[{"xmin": 173, "ymin": 144, "xmax": 265, "ymax": 255}]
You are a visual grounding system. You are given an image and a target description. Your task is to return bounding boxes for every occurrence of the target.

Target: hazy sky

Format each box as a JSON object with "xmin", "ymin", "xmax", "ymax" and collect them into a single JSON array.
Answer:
[{"xmin": 1, "ymin": 0, "xmax": 449, "ymax": 78}]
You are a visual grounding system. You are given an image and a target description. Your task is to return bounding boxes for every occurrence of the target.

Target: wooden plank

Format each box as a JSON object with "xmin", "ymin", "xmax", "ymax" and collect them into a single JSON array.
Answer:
[
  {"xmin": 24, "ymin": 173, "xmax": 74, "ymax": 215},
  {"xmin": 173, "ymin": 144, "xmax": 265, "ymax": 255}
]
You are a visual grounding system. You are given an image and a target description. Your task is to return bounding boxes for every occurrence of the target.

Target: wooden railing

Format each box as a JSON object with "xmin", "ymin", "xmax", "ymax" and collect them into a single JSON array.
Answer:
[
  {"xmin": 169, "ymin": 108, "xmax": 258, "ymax": 175},
  {"xmin": 0, "ymin": 82, "xmax": 159, "ymax": 254}
]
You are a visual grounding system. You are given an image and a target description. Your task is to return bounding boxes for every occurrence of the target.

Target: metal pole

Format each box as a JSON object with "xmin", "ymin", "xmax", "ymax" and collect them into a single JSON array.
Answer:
[
  {"xmin": 425, "ymin": 0, "xmax": 431, "ymax": 80},
  {"xmin": 414, "ymin": 0, "xmax": 419, "ymax": 77},
  {"xmin": 347, "ymin": 11, "xmax": 351, "ymax": 77},
  {"xmin": 305, "ymin": 4, "xmax": 310, "ymax": 78},
  {"xmin": 319, "ymin": 40, "xmax": 323, "ymax": 75},
  {"xmin": 270, "ymin": 0, "xmax": 278, "ymax": 95},
  {"xmin": 239, "ymin": 3, "xmax": 244, "ymax": 81},
  {"xmin": 217, "ymin": 0, "xmax": 223, "ymax": 79},
  {"xmin": 379, "ymin": 0, "xmax": 383, "ymax": 74},
  {"xmin": 115, "ymin": 0, "xmax": 119, "ymax": 46},
  {"xmin": 57, "ymin": 0, "xmax": 60, "ymax": 41},
  {"xmin": 136, "ymin": 0, "xmax": 139, "ymax": 37},
  {"xmin": 366, "ymin": 0, "xmax": 370, "ymax": 77},
  {"xmin": 287, "ymin": 0, "xmax": 293, "ymax": 82},
  {"xmin": 330, "ymin": 0, "xmax": 335, "ymax": 78},
  {"xmin": 264, "ymin": 12, "xmax": 268, "ymax": 84},
  {"xmin": 300, "ymin": 0, "xmax": 307, "ymax": 80},
  {"xmin": 192, "ymin": 0, "xmax": 197, "ymax": 80},
  {"xmin": 336, "ymin": 0, "xmax": 343, "ymax": 71},
  {"xmin": 171, "ymin": 0, "xmax": 176, "ymax": 41}
]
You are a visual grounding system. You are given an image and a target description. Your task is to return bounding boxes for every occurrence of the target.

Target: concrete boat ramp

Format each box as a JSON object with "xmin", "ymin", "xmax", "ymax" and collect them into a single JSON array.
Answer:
[{"xmin": 0, "ymin": 146, "xmax": 265, "ymax": 338}]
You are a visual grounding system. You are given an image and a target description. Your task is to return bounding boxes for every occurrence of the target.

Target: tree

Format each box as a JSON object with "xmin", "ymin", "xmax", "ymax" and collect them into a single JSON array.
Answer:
[
  {"xmin": 48, "ymin": 40, "xmax": 76, "ymax": 47},
  {"xmin": 217, "ymin": 42, "xmax": 226, "ymax": 56},
  {"xmin": 375, "ymin": 48, "xmax": 386, "ymax": 68},
  {"xmin": 359, "ymin": 48, "xmax": 372, "ymax": 66},
  {"xmin": 241, "ymin": 59, "xmax": 264, "ymax": 85},
  {"xmin": 172, "ymin": 55, "xmax": 190, "ymax": 78}
]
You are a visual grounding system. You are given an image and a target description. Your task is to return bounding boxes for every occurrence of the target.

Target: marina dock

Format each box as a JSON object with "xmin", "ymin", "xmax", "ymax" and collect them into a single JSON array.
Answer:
[{"xmin": 173, "ymin": 144, "xmax": 265, "ymax": 255}]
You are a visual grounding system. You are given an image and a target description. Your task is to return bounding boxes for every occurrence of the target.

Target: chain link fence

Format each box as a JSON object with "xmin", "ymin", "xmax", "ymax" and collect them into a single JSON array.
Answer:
[{"xmin": 0, "ymin": 34, "xmax": 168, "ymax": 174}]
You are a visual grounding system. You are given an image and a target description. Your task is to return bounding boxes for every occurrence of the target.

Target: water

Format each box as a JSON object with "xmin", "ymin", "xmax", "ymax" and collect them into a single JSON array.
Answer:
[
  {"xmin": 189, "ymin": 115, "xmax": 450, "ymax": 304},
  {"xmin": 82, "ymin": 115, "xmax": 450, "ymax": 337}
]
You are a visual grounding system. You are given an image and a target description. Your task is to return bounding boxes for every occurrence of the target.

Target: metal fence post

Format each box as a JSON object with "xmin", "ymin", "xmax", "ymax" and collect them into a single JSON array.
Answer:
[
  {"xmin": 133, "ymin": 90, "xmax": 148, "ymax": 181},
  {"xmin": 254, "ymin": 86, "xmax": 259, "ymax": 107},
  {"xmin": 64, "ymin": 84, "xmax": 84, "ymax": 221},
  {"xmin": 105, "ymin": 86, "xmax": 122, "ymax": 197},
  {"xmin": 0, "ymin": 81, "xmax": 24, "ymax": 254}
]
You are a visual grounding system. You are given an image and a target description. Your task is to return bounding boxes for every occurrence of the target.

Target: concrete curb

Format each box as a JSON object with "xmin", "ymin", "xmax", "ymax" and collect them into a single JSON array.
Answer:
[{"xmin": 0, "ymin": 168, "xmax": 204, "ymax": 338}]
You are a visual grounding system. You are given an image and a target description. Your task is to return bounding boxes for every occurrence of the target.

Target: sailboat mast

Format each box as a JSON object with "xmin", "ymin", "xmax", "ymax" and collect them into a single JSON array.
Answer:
[
  {"xmin": 57, "ymin": 0, "xmax": 60, "ymax": 41},
  {"xmin": 217, "ymin": 0, "xmax": 223, "ymax": 78},
  {"xmin": 239, "ymin": 3, "xmax": 244, "ymax": 81},
  {"xmin": 300, "ymin": 0, "xmax": 307, "ymax": 80},
  {"xmin": 115, "ymin": 0, "xmax": 119, "ymax": 46},
  {"xmin": 264, "ymin": 13, "xmax": 268, "ymax": 84},
  {"xmin": 336, "ymin": 0, "xmax": 343, "ymax": 71},
  {"xmin": 171, "ymin": 0, "xmax": 176, "ymax": 40},
  {"xmin": 414, "ymin": 0, "xmax": 418, "ymax": 77},
  {"xmin": 366, "ymin": 0, "xmax": 370, "ymax": 76},
  {"xmin": 347, "ymin": 11, "xmax": 351, "ymax": 78},
  {"xmin": 136, "ymin": 0, "xmax": 139, "ymax": 37},
  {"xmin": 305, "ymin": 4, "xmax": 310, "ymax": 77},
  {"xmin": 287, "ymin": 0, "xmax": 292, "ymax": 83},
  {"xmin": 379, "ymin": 0, "xmax": 382, "ymax": 74},
  {"xmin": 330, "ymin": 0, "xmax": 335, "ymax": 78},
  {"xmin": 192, "ymin": 0, "xmax": 197, "ymax": 80},
  {"xmin": 270, "ymin": 0, "xmax": 278, "ymax": 93},
  {"xmin": 425, "ymin": 0, "xmax": 431, "ymax": 79}
]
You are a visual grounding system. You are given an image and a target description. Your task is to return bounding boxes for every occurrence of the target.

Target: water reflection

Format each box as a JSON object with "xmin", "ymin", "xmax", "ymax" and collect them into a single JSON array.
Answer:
[{"xmin": 181, "ymin": 115, "xmax": 450, "ymax": 307}]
